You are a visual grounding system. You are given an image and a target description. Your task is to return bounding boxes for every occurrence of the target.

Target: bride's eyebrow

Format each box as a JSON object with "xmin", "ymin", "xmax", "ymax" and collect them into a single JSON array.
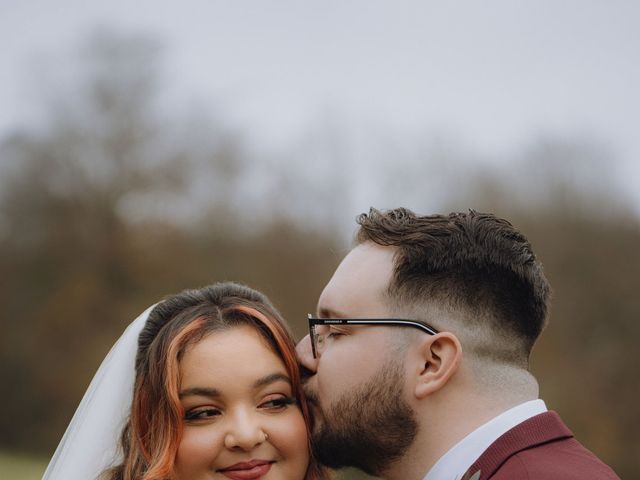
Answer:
[
  {"xmin": 179, "ymin": 373, "xmax": 291, "ymax": 399},
  {"xmin": 253, "ymin": 372, "xmax": 291, "ymax": 389},
  {"xmin": 179, "ymin": 387, "xmax": 221, "ymax": 399}
]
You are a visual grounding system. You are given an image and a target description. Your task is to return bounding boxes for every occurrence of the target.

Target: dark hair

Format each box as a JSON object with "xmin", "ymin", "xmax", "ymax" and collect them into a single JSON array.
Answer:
[
  {"xmin": 356, "ymin": 208, "xmax": 551, "ymax": 363},
  {"xmin": 103, "ymin": 282, "xmax": 324, "ymax": 480}
]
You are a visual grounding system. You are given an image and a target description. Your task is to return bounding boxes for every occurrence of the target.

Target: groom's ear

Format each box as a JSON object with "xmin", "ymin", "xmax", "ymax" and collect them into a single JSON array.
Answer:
[{"xmin": 413, "ymin": 332, "xmax": 462, "ymax": 399}]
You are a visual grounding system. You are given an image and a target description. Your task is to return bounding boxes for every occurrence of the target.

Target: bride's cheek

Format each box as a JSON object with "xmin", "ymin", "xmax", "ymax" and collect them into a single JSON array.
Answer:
[
  {"xmin": 274, "ymin": 409, "xmax": 310, "ymax": 467},
  {"xmin": 176, "ymin": 426, "xmax": 224, "ymax": 470}
]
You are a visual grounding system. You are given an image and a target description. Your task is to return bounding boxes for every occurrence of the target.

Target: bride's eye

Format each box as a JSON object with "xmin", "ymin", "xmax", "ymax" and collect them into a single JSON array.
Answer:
[
  {"xmin": 185, "ymin": 407, "xmax": 222, "ymax": 421},
  {"xmin": 259, "ymin": 396, "xmax": 296, "ymax": 411}
]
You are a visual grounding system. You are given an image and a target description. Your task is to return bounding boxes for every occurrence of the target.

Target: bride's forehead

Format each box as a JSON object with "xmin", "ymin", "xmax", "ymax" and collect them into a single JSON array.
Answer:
[
  {"xmin": 178, "ymin": 334, "xmax": 291, "ymax": 397},
  {"xmin": 179, "ymin": 326, "xmax": 285, "ymax": 374},
  {"xmin": 190, "ymin": 324, "xmax": 273, "ymax": 350}
]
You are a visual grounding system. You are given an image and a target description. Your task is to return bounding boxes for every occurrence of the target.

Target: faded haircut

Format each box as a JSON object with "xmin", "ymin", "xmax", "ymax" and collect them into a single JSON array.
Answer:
[{"xmin": 355, "ymin": 208, "xmax": 552, "ymax": 366}]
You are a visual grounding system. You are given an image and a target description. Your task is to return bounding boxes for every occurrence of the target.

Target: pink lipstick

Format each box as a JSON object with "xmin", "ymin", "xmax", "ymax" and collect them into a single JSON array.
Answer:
[{"xmin": 219, "ymin": 460, "xmax": 273, "ymax": 480}]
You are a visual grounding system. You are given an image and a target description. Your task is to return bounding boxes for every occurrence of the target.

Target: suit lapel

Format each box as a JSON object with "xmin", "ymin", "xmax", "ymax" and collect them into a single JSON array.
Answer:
[{"xmin": 461, "ymin": 411, "xmax": 573, "ymax": 480}]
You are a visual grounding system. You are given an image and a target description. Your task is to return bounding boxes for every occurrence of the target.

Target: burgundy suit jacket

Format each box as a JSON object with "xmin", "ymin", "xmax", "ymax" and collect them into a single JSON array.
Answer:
[{"xmin": 461, "ymin": 411, "xmax": 620, "ymax": 480}]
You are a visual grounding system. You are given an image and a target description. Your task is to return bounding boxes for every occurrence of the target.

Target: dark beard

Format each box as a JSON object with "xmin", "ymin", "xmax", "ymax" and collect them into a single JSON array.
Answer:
[{"xmin": 308, "ymin": 360, "xmax": 418, "ymax": 477}]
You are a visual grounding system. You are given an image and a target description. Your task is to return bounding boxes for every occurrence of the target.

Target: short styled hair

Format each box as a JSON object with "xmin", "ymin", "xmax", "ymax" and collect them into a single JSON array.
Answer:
[{"xmin": 355, "ymin": 208, "xmax": 551, "ymax": 364}]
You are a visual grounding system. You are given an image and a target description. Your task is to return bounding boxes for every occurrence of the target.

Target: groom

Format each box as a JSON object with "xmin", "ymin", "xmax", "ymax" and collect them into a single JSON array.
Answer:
[{"xmin": 296, "ymin": 208, "xmax": 619, "ymax": 480}]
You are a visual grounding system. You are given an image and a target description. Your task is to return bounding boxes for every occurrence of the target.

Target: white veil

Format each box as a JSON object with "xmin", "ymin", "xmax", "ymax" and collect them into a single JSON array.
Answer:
[{"xmin": 43, "ymin": 305, "xmax": 156, "ymax": 480}]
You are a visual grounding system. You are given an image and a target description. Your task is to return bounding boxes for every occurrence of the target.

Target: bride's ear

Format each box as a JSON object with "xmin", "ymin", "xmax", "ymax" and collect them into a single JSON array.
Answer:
[{"xmin": 413, "ymin": 332, "xmax": 462, "ymax": 399}]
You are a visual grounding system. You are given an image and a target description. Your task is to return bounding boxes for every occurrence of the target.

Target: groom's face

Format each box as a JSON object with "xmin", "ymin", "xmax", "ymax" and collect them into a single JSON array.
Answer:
[{"xmin": 297, "ymin": 242, "xmax": 418, "ymax": 475}]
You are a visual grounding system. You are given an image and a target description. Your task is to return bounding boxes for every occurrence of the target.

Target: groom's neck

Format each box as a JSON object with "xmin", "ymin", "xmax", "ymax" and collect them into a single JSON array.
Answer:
[{"xmin": 382, "ymin": 373, "xmax": 539, "ymax": 480}]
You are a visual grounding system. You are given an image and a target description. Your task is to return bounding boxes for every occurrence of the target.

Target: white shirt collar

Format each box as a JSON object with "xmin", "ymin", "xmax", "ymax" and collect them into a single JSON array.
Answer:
[{"xmin": 423, "ymin": 399, "xmax": 547, "ymax": 480}]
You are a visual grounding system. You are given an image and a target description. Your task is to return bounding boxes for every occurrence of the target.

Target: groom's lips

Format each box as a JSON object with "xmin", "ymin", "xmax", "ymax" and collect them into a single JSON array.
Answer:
[
  {"xmin": 302, "ymin": 387, "xmax": 320, "ymax": 410},
  {"xmin": 299, "ymin": 364, "xmax": 315, "ymax": 383},
  {"xmin": 218, "ymin": 459, "xmax": 274, "ymax": 480}
]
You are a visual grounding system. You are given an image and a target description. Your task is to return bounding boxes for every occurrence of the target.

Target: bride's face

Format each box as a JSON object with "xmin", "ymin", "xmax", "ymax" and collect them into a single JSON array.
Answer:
[{"xmin": 174, "ymin": 325, "xmax": 309, "ymax": 480}]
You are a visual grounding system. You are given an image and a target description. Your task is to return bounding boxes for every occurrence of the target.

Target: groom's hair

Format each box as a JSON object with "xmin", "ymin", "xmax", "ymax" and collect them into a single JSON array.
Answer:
[{"xmin": 355, "ymin": 208, "xmax": 551, "ymax": 367}]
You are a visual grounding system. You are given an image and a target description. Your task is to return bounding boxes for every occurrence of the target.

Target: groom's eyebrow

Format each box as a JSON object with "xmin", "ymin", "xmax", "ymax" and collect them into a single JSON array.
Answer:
[
  {"xmin": 317, "ymin": 306, "xmax": 348, "ymax": 318},
  {"xmin": 179, "ymin": 387, "xmax": 221, "ymax": 399}
]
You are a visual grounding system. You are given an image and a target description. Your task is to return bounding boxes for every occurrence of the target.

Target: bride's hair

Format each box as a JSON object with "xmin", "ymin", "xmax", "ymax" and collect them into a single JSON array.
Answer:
[{"xmin": 101, "ymin": 282, "xmax": 322, "ymax": 480}]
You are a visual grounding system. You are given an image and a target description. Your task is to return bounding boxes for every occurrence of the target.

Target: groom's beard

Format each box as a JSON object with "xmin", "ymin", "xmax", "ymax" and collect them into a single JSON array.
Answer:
[{"xmin": 305, "ymin": 360, "xmax": 418, "ymax": 477}]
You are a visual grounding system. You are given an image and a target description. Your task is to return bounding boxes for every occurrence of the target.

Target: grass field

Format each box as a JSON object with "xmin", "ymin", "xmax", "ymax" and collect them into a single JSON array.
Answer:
[{"xmin": 0, "ymin": 451, "xmax": 48, "ymax": 480}]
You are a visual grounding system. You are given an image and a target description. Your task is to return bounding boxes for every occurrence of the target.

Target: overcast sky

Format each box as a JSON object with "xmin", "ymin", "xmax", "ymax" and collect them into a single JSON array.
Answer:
[{"xmin": 1, "ymin": 1, "xmax": 639, "ymax": 214}]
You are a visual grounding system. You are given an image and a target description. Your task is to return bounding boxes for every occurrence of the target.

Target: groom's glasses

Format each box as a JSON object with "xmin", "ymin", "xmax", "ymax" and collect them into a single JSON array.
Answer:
[{"xmin": 307, "ymin": 314, "xmax": 439, "ymax": 358}]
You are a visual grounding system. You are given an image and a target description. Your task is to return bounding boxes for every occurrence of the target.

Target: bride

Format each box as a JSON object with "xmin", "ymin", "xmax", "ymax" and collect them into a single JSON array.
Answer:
[{"xmin": 43, "ymin": 282, "xmax": 326, "ymax": 480}]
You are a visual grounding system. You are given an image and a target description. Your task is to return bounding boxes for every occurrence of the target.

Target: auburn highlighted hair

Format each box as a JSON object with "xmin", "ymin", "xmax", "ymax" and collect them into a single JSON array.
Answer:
[{"xmin": 101, "ymin": 282, "xmax": 323, "ymax": 480}]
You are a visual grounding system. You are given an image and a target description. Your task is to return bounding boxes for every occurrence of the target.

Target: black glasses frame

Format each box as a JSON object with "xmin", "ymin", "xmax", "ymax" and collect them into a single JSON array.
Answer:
[{"xmin": 307, "ymin": 314, "xmax": 439, "ymax": 358}]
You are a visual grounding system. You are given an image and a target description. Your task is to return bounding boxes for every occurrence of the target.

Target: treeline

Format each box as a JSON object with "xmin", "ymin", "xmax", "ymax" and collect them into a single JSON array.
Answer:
[
  {"xmin": 0, "ymin": 31, "xmax": 638, "ymax": 479},
  {"xmin": 0, "ymin": 30, "xmax": 342, "ymax": 457}
]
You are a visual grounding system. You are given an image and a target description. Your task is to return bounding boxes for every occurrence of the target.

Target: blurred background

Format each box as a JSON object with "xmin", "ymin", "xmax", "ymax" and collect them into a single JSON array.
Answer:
[{"xmin": 1, "ymin": 1, "xmax": 638, "ymax": 479}]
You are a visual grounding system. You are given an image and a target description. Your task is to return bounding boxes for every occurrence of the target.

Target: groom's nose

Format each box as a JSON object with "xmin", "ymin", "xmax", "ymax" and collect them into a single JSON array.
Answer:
[{"xmin": 296, "ymin": 334, "xmax": 318, "ymax": 376}]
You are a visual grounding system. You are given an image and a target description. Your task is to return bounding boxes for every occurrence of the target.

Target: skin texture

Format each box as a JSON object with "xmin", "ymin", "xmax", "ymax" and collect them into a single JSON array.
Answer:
[
  {"xmin": 297, "ymin": 242, "xmax": 470, "ymax": 480},
  {"xmin": 175, "ymin": 326, "xmax": 309, "ymax": 480},
  {"xmin": 307, "ymin": 356, "xmax": 417, "ymax": 476},
  {"xmin": 299, "ymin": 243, "xmax": 398, "ymax": 409},
  {"xmin": 297, "ymin": 243, "xmax": 418, "ymax": 476}
]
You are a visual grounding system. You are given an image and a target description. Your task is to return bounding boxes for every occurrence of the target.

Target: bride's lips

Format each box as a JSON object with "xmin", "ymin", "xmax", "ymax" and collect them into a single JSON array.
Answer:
[{"xmin": 218, "ymin": 460, "xmax": 274, "ymax": 480}]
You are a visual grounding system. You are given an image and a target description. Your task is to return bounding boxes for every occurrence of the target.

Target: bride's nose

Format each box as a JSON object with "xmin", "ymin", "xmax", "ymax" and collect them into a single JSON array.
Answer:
[{"xmin": 223, "ymin": 410, "xmax": 268, "ymax": 451}]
